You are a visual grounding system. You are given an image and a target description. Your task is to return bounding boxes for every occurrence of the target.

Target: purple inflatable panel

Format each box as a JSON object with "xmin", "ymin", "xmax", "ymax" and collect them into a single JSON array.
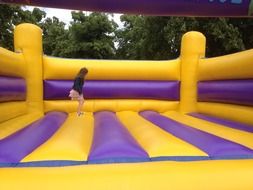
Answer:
[
  {"xmin": 198, "ymin": 80, "xmax": 253, "ymax": 106},
  {"xmin": 1, "ymin": 0, "xmax": 252, "ymax": 16},
  {"xmin": 88, "ymin": 111, "xmax": 148, "ymax": 161},
  {"xmin": 0, "ymin": 76, "xmax": 26, "ymax": 102},
  {"xmin": 140, "ymin": 111, "xmax": 253, "ymax": 157},
  {"xmin": 0, "ymin": 112, "xmax": 67, "ymax": 163},
  {"xmin": 189, "ymin": 113, "xmax": 253, "ymax": 133},
  {"xmin": 44, "ymin": 80, "xmax": 180, "ymax": 100}
]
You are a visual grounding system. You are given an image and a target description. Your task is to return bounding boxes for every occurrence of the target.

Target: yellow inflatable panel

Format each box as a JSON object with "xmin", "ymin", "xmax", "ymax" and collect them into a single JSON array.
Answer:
[
  {"xmin": 0, "ymin": 102, "xmax": 27, "ymax": 123},
  {"xmin": 0, "ymin": 48, "xmax": 26, "ymax": 77},
  {"xmin": 1, "ymin": 159, "xmax": 253, "ymax": 190},
  {"xmin": 139, "ymin": 100, "xmax": 179, "ymax": 112},
  {"xmin": 198, "ymin": 49, "xmax": 253, "ymax": 81},
  {"xmin": 117, "ymin": 111, "xmax": 207, "ymax": 157},
  {"xmin": 179, "ymin": 31, "xmax": 206, "ymax": 113},
  {"xmin": 23, "ymin": 112, "xmax": 94, "ymax": 162},
  {"xmin": 43, "ymin": 56, "xmax": 180, "ymax": 80},
  {"xmin": 0, "ymin": 112, "xmax": 42, "ymax": 139},
  {"xmin": 163, "ymin": 111, "xmax": 253, "ymax": 149},
  {"xmin": 44, "ymin": 100, "xmax": 93, "ymax": 113},
  {"xmin": 14, "ymin": 23, "xmax": 44, "ymax": 113},
  {"xmin": 44, "ymin": 100, "xmax": 179, "ymax": 113},
  {"xmin": 197, "ymin": 102, "xmax": 253, "ymax": 126}
]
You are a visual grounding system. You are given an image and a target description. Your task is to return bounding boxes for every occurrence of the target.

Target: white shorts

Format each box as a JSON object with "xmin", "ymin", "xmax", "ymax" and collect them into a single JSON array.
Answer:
[{"xmin": 69, "ymin": 89, "xmax": 84, "ymax": 101}]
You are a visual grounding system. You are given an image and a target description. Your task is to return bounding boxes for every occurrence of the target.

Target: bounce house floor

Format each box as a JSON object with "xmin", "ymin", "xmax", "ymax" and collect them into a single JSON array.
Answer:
[
  {"xmin": 1, "ymin": 110, "xmax": 253, "ymax": 166},
  {"xmin": 1, "ymin": 23, "xmax": 253, "ymax": 189}
]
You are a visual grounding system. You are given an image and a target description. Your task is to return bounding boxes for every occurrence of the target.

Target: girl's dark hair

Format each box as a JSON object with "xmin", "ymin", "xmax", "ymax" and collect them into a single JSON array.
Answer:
[{"xmin": 76, "ymin": 67, "xmax": 88, "ymax": 78}]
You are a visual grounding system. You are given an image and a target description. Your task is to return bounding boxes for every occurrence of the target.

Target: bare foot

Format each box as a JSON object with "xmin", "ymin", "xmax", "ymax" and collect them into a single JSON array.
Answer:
[{"xmin": 77, "ymin": 112, "xmax": 84, "ymax": 116}]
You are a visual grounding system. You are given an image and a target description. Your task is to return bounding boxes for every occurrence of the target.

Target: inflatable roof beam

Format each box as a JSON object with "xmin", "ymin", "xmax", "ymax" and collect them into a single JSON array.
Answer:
[{"xmin": 1, "ymin": 0, "xmax": 253, "ymax": 17}]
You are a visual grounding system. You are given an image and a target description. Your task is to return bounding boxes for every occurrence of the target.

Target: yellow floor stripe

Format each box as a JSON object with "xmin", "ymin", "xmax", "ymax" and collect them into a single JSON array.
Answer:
[
  {"xmin": 44, "ymin": 100, "xmax": 179, "ymax": 113},
  {"xmin": 0, "ymin": 112, "xmax": 43, "ymax": 139},
  {"xmin": 22, "ymin": 112, "xmax": 94, "ymax": 162},
  {"xmin": 117, "ymin": 111, "xmax": 207, "ymax": 157},
  {"xmin": 197, "ymin": 102, "xmax": 253, "ymax": 126},
  {"xmin": 163, "ymin": 111, "xmax": 253, "ymax": 149}
]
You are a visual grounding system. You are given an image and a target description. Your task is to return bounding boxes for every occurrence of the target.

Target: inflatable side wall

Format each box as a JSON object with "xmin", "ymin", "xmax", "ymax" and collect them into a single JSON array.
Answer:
[
  {"xmin": 0, "ymin": 24, "xmax": 43, "ymax": 128},
  {"xmin": 1, "ymin": 23, "xmax": 253, "ymax": 140},
  {"xmin": 0, "ymin": 24, "xmax": 206, "ymax": 117}
]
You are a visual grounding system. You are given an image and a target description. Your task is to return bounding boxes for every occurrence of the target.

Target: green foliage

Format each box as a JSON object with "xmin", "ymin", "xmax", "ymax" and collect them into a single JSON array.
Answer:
[
  {"xmin": 0, "ymin": 4, "xmax": 21, "ymax": 50},
  {"xmin": 0, "ymin": 5, "xmax": 116, "ymax": 59},
  {"xmin": 41, "ymin": 17, "xmax": 67, "ymax": 56},
  {"xmin": 56, "ymin": 12, "xmax": 117, "ymax": 59},
  {"xmin": 198, "ymin": 18, "xmax": 245, "ymax": 57},
  {"xmin": 116, "ymin": 16, "xmax": 248, "ymax": 59},
  {"xmin": 0, "ymin": 4, "xmax": 45, "ymax": 50},
  {"xmin": 228, "ymin": 18, "xmax": 253, "ymax": 51},
  {"xmin": 115, "ymin": 15, "xmax": 146, "ymax": 59}
]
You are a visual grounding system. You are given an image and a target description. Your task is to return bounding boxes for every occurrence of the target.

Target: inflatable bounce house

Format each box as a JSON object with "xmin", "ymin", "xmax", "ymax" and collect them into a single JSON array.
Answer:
[{"xmin": 0, "ymin": 0, "xmax": 253, "ymax": 190}]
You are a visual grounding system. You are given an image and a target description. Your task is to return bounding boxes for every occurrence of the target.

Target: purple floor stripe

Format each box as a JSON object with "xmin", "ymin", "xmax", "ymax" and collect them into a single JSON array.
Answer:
[
  {"xmin": 0, "ymin": 112, "xmax": 67, "ymax": 163},
  {"xmin": 88, "ymin": 111, "xmax": 148, "ymax": 161},
  {"xmin": 140, "ymin": 111, "xmax": 253, "ymax": 158},
  {"xmin": 189, "ymin": 113, "xmax": 253, "ymax": 133}
]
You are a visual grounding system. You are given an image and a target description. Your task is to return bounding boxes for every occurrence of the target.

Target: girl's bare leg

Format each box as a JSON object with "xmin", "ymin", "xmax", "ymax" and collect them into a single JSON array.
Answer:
[{"xmin": 77, "ymin": 98, "xmax": 84, "ymax": 116}]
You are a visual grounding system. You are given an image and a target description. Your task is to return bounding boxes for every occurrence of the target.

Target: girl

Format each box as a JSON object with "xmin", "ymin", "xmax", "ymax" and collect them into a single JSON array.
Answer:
[{"xmin": 69, "ymin": 67, "xmax": 88, "ymax": 116}]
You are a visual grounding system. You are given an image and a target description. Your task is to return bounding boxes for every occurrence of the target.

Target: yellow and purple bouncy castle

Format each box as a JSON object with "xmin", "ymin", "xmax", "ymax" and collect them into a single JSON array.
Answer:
[{"xmin": 0, "ymin": 22, "xmax": 253, "ymax": 189}]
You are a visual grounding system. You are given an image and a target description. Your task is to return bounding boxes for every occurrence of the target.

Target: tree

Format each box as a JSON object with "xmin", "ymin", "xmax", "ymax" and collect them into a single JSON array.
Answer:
[
  {"xmin": 228, "ymin": 18, "xmax": 253, "ymax": 51},
  {"xmin": 116, "ymin": 16, "xmax": 248, "ymax": 59},
  {"xmin": 16, "ymin": 7, "xmax": 46, "ymax": 25},
  {"xmin": 115, "ymin": 15, "xmax": 146, "ymax": 59},
  {"xmin": 55, "ymin": 12, "xmax": 117, "ymax": 59},
  {"xmin": 197, "ymin": 17, "xmax": 245, "ymax": 57},
  {"xmin": 0, "ymin": 4, "xmax": 46, "ymax": 50},
  {"xmin": 0, "ymin": 4, "xmax": 21, "ymax": 50},
  {"xmin": 41, "ymin": 16, "xmax": 67, "ymax": 56}
]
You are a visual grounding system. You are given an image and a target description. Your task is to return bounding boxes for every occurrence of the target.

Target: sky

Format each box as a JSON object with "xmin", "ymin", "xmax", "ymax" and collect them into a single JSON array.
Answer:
[{"xmin": 24, "ymin": 6, "xmax": 124, "ymax": 28}]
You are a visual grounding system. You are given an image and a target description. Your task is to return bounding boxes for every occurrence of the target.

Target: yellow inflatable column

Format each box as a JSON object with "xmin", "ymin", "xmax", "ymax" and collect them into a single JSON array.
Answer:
[
  {"xmin": 14, "ymin": 24, "xmax": 43, "ymax": 113},
  {"xmin": 179, "ymin": 32, "xmax": 206, "ymax": 113}
]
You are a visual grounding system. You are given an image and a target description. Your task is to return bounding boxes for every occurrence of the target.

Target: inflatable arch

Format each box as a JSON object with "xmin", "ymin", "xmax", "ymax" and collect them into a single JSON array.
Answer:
[
  {"xmin": 1, "ymin": 0, "xmax": 253, "ymax": 16},
  {"xmin": 0, "ymin": 23, "xmax": 253, "ymax": 190}
]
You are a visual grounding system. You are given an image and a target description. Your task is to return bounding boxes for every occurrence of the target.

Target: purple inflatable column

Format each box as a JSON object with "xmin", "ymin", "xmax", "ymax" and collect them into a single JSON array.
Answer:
[{"xmin": 88, "ymin": 111, "xmax": 148, "ymax": 162}]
